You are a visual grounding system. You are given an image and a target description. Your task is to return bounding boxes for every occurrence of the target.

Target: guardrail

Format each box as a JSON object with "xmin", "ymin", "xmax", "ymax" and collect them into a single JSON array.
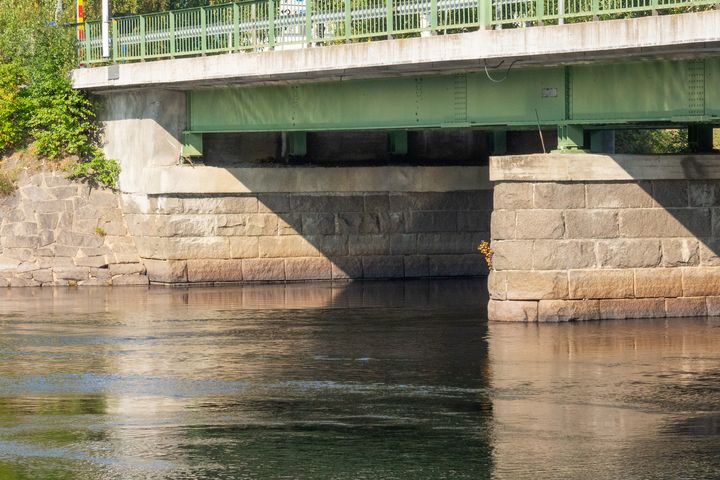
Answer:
[{"xmin": 77, "ymin": 0, "xmax": 717, "ymax": 65}]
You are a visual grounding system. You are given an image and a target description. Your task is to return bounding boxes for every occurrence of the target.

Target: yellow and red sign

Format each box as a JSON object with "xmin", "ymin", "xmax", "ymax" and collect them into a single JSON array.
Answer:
[{"xmin": 77, "ymin": 0, "xmax": 85, "ymax": 40}]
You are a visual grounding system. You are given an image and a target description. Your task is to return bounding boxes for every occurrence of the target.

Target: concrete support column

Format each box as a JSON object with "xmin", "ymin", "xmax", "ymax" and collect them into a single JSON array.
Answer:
[
  {"xmin": 100, "ymin": 89, "xmax": 186, "ymax": 193},
  {"xmin": 488, "ymin": 153, "xmax": 720, "ymax": 322}
]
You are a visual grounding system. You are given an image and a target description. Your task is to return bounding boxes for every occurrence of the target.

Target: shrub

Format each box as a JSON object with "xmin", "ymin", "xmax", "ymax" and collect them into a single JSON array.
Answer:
[
  {"xmin": 0, "ymin": 1, "xmax": 119, "ymax": 189},
  {"xmin": 68, "ymin": 148, "xmax": 120, "ymax": 189},
  {"xmin": 0, "ymin": 63, "xmax": 29, "ymax": 152}
]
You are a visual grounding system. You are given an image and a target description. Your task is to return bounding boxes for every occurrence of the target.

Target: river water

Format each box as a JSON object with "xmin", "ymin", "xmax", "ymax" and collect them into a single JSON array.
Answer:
[{"xmin": 0, "ymin": 280, "xmax": 718, "ymax": 479}]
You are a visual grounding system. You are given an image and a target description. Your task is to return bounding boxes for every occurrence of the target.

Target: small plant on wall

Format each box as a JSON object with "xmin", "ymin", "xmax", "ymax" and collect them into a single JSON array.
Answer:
[{"xmin": 478, "ymin": 241, "xmax": 493, "ymax": 270}]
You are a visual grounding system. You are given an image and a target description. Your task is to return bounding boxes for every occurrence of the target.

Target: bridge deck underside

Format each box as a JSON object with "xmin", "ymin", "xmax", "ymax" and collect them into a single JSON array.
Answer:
[{"xmin": 186, "ymin": 58, "xmax": 720, "ymax": 137}]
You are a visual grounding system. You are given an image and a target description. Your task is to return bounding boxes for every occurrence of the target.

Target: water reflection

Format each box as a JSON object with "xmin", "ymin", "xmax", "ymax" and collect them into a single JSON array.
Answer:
[
  {"xmin": 0, "ymin": 282, "xmax": 718, "ymax": 479},
  {"xmin": 488, "ymin": 319, "xmax": 720, "ymax": 479},
  {"xmin": 0, "ymin": 280, "xmax": 491, "ymax": 479}
]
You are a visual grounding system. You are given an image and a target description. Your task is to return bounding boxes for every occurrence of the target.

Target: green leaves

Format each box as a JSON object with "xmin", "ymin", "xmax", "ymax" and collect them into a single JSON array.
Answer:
[
  {"xmin": 0, "ymin": 0, "xmax": 119, "ymax": 189},
  {"xmin": 0, "ymin": 63, "xmax": 30, "ymax": 151},
  {"xmin": 68, "ymin": 147, "xmax": 121, "ymax": 189},
  {"xmin": 615, "ymin": 129, "xmax": 689, "ymax": 155}
]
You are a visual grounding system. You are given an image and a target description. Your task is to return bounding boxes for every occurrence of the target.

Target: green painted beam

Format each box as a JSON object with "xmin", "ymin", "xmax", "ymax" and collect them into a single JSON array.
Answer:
[{"xmin": 186, "ymin": 58, "xmax": 720, "ymax": 135}]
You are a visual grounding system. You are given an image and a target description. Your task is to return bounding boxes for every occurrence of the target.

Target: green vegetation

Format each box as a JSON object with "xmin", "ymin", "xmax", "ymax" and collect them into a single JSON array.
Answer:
[
  {"xmin": 0, "ymin": 0, "xmax": 119, "ymax": 189},
  {"xmin": 615, "ymin": 128, "xmax": 719, "ymax": 154},
  {"xmin": 615, "ymin": 129, "xmax": 689, "ymax": 154},
  {"xmin": 81, "ymin": 0, "xmax": 227, "ymax": 18}
]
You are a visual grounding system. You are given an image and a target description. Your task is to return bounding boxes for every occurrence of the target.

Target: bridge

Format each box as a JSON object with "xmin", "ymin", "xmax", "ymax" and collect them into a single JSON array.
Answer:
[{"xmin": 72, "ymin": 2, "xmax": 720, "ymax": 321}]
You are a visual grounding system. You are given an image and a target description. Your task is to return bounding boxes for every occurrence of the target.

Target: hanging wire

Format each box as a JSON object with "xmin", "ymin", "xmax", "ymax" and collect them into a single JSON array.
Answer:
[{"xmin": 483, "ymin": 58, "xmax": 519, "ymax": 83}]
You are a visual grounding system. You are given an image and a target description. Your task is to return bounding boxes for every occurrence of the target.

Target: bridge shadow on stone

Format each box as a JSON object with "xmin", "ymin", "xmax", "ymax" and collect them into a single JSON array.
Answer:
[{"xmin": 124, "ymin": 130, "xmax": 501, "ymax": 284}]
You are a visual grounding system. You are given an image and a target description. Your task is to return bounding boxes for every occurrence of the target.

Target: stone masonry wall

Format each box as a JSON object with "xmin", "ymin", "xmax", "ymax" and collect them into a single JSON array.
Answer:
[
  {"xmin": 122, "ymin": 191, "xmax": 491, "ymax": 283},
  {"xmin": 0, "ymin": 171, "xmax": 148, "ymax": 286},
  {"xmin": 489, "ymin": 180, "xmax": 720, "ymax": 321}
]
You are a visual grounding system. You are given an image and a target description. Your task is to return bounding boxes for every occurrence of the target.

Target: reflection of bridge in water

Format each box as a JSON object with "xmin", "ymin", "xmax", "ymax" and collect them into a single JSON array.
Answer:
[{"xmin": 1, "ymin": 283, "xmax": 719, "ymax": 477}]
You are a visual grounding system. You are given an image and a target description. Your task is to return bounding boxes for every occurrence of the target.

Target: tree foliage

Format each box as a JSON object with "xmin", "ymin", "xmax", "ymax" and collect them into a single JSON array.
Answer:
[
  {"xmin": 0, "ymin": 0, "xmax": 119, "ymax": 188},
  {"xmin": 71, "ymin": 0, "xmax": 227, "ymax": 20},
  {"xmin": 615, "ymin": 129, "xmax": 689, "ymax": 154}
]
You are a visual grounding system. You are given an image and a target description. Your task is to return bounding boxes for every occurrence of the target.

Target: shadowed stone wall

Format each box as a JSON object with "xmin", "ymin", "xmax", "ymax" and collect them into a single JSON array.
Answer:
[
  {"xmin": 0, "ymin": 171, "xmax": 148, "ymax": 286},
  {"xmin": 489, "ymin": 154, "xmax": 720, "ymax": 321},
  {"xmin": 122, "ymin": 191, "xmax": 491, "ymax": 284},
  {"xmin": 90, "ymin": 88, "xmax": 492, "ymax": 286}
]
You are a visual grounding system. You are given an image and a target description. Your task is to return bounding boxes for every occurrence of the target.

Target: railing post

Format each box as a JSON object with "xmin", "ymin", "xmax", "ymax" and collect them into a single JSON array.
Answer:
[
  {"xmin": 651, "ymin": 0, "xmax": 659, "ymax": 15},
  {"xmin": 430, "ymin": 0, "xmax": 438, "ymax": 33},
  {"xmin": 268, "ymin": 0, "xmax": 276, "ymax": 49},
  {"xmin": 430, "ymin": 0, "xmax": 437, "ymax": 34},
  {"xmin": 201, "ymin": 7, "xmax": 207, "ymax": 52},
  {"xmin": 112, "ymin": 19, "xmax": 118, "ymax": 61},
  {"xmin": 386, "ymin": 0, "xmax": 393, "ymax": 38},
  {"xmin": 140, "ymin": 15, "xmax": 146, "ymax": 59},
  {"xmin": 344, "ymin": 0, "xmax": 352, "ymax": 41},
  {"xmin": 478, "ymin": 0, "xmax": 490, "ymax": 29},
  {"xmin": 232, "ymin": 3, "xmax": 240, "ymax": 51},
  {"xmin": 84, "ymin": 24, "xmax": 91, "ymax": 63},
  {"xmin": 169, "ymin": 11, "xmax": 176, "ymax": 56},
  {"xmin": 535, "ymin": 0, "xmax": 543, "ymax": 25},
  {"xmin": 591, "ymin": 0, "xmax": 599, "ymax": 20},
  {"xmin": 306, "ymin": 0, "xmax": 313, "ymax": 45}
]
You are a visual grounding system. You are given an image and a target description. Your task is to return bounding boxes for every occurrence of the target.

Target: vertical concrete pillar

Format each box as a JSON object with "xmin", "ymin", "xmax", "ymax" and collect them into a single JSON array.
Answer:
[{"xmin": 99, "ymin": 89, "xmax": 186, "ymax": 194}]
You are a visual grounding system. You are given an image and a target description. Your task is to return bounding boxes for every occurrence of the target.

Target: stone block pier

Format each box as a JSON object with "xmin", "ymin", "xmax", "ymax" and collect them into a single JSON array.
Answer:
[{"xmin": 489, "ymin": 154, "xmax": 720, "ymax": 321}]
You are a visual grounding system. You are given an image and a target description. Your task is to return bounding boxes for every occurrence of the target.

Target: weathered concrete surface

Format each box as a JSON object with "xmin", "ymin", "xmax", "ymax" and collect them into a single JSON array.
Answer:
[
  {"xmin": 73, "ymin": 11, "xmax": 720, "ymax": 91},
  {"xmin": 100, "ymin": 89, "xmax": 185, "ymax": 194},
  {"xmin": 489, "ymin": 165, "xmax": 720, "ymax": 321},
  {"xmin": 0, "ymin": 171, "xmax": 148, "ymax": 286},
  {"xmin": 137, "ymin": 165, "xmax": 492, "ymax": 195},
  {"xmin": 491, "ymin": 153, "xmax": 720, "ymax": 181}
]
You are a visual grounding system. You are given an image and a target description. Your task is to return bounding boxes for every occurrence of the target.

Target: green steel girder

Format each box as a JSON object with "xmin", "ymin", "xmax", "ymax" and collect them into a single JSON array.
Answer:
[{"xmin": 185, "ymin": 57, "xmax": 720, "ymax": 137}]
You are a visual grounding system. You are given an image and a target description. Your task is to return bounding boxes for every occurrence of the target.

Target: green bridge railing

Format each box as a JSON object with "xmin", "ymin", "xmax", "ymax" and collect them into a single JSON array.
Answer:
[{"xmin": 77, "ymin": 0, "xmax": 717, "ymax": 65}]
